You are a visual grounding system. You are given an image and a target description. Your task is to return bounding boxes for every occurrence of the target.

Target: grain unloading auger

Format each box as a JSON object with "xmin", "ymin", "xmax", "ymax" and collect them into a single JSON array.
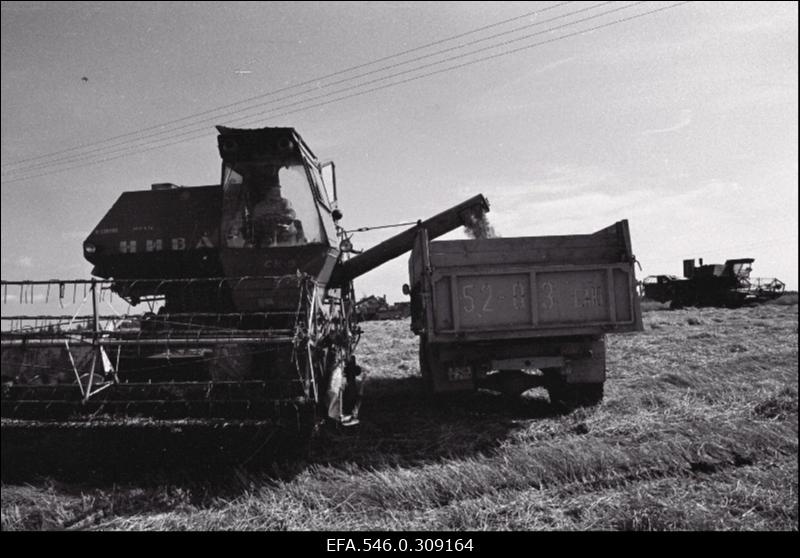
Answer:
[{"xmin": 1, "ymin": 126, "xmax": 489, "ymax": 476}]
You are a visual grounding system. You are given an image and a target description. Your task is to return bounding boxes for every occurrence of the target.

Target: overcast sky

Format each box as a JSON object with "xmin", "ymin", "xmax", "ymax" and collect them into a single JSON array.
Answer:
[{"xmin": 1, "ymin": 1, "xmax": 797, "ymax": 305}]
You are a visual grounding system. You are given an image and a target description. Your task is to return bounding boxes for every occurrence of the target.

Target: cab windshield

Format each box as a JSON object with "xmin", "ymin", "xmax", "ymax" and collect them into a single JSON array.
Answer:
[
  {"xmin": 221, "ymin": 162, "xmax": 324, "ymax": 248},
  {"xmin": 732, "ymin": 262, "xmax": 752, "ymax": 278}
]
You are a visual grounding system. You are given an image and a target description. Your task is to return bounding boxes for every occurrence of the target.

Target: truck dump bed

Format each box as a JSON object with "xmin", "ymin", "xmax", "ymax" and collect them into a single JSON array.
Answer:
[{"xmin": 411, "ymin": 220, "xmax": 642, "ymax": 343}]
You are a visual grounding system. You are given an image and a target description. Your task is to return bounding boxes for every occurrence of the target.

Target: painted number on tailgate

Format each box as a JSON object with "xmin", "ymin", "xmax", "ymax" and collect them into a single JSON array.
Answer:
[
  {"xmin": 462, "ymin": 281, "xmax": 529, "ymax": 314},
  {"xmin": 574, "ymin": 285, "xmax": 604, "ymax": 308},
  {"xmin": 512, "ymin": 281, "xmax": 526, "ymax": 310},
  {"xmin": 541, "ymin": 281, "xmax": 605, "ymax": 309},
  {"xmin": 462, "ymin": 283, "xmax": 493, "ymax": 314},
  {"xmin": 456, "ymin": 276, "xmax": 530, "ymax": 328},
  {"xmin": 541, "ymin": 281, "xmax": 555, "ymax": 309},
  {"xmin": 538, "ymin": 270, "xmax": 610, "ymax": 324}
]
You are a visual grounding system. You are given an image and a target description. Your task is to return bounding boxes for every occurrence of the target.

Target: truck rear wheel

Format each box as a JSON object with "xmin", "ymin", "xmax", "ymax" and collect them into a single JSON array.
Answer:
[
  {"xmin": 419, "ymin": 338, "xmax": 435, "ymax": 394},
  {"xmin": 547, "ymin": 379, "xmax": 604, "ymax": 412}
]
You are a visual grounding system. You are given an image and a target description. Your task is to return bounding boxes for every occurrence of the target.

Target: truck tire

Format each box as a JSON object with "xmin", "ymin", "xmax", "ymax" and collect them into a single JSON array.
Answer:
[
  {"xmin": 547, "ymin": 380, "xmax": 604, "ymax": 412},
  {"xmin": 419, "ymin": 338, "xmax": 435, "ymax": 394},
  {"xmin": 419, "ymin": 341, "xmax": 472, "ymax": 404}
]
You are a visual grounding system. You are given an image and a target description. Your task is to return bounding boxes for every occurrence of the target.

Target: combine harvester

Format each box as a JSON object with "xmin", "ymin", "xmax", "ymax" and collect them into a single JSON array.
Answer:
[
  {"xmin": 1, "ymin": 126, "xmax": 489, "ymax": 477},
  {"xmin": 642, "ymin": 257, "xmax": 785, "ymax": 309}
]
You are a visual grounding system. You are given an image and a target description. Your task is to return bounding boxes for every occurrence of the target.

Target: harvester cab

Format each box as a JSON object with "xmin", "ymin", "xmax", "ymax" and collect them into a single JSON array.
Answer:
[
  {"xmin": 217, "ymin": 126, "xmax": 338, "ymax": 252},
  {"xmin": 684, "ymin": 257, "xmax": 752, "ymax": 284},
  {"xmin": 722, "ymin": 259, "xmax": 754, "ymax": 286},
  {"xmin": 84, "ymin": 126, "xmax": 344, "ymax": 304}
]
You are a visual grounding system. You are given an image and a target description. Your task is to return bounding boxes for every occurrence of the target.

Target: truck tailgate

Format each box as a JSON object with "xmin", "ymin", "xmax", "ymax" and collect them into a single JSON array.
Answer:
[
  {"xmin": 432, "ymin": 264, "xmax": 637, "ymax": 334},
  {"xmin": 414, "ymin": 220, "xmax": 643, "ymax": 341}
]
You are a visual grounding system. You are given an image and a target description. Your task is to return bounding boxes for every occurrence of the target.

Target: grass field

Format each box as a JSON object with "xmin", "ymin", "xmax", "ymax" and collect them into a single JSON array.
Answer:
[{"xmin": 2, "ymin": 302, "xmax": 797, "ymax": 531}]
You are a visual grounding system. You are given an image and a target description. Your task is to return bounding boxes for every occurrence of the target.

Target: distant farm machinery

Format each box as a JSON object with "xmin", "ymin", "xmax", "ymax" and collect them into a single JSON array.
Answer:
[{"xmin": 642, "ymin": 258, "xmax": 785, "ymax": 309}]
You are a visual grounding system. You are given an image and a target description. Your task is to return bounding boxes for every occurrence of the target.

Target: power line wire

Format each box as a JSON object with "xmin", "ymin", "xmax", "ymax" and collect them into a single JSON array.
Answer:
[
  {"xmin": 4, "ymin": 1, "xmax": 613, "ymax": 176},
  {"xmin": 1, "ymin": 2, "xmax": 690, "ymax": 185},
  {"xmin": 0, "ymin": 2, "xmax": 649, "ymax": 180},
  {"xmin": 0, "ymin": 2, "xmax": 649, "ymax": 181},
  {"xmin": 1, "ymin": 1, "xmax": 574, "ymax": 170}
]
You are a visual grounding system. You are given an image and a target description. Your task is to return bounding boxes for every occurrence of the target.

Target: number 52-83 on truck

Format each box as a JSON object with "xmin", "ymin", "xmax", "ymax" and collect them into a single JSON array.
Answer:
[{"xmin": 406, "ymin": 219, "xmax": 643, "ymax": 411}]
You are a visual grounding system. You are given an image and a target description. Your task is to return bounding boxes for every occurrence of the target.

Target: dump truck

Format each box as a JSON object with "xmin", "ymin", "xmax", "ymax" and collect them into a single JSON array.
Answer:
[
  {"xmin": 406, "ymin": 221, "xmax": 643, "ymax": 409},
  {"xmin": 642, "ymin": 258, "xmax": 785, "ymax": 309}
]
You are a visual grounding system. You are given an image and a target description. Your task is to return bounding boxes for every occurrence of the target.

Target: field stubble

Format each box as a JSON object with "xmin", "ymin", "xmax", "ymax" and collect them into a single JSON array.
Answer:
[{"xmin": 2, "ymin": 303, "xmax": 797, "ymax": 530}]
